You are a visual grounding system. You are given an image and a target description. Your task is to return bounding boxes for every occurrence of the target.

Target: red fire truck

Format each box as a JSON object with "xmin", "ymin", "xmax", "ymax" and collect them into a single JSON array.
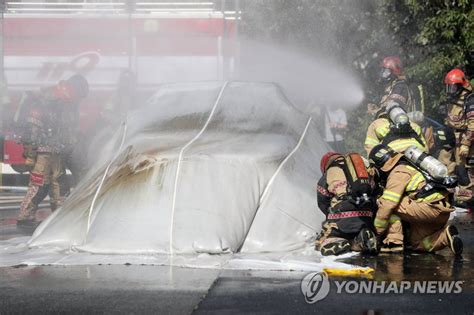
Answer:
[{"xmin": 0, "ymin": 1, "xmax": 240, "ymax": 177}]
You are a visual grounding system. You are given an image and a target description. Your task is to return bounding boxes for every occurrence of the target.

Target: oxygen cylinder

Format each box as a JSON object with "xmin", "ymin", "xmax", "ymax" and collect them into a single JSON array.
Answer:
[
  {"xmin": 404, "ymin": 146, "xmax": 448, "ymax": 180},
  {"xmin": 407, "ymin": 111, "xmax": 424, "ymax": 125},
  {"xmin": 387, "ymin": 103, "xmax": 409, "ymax": 125}
]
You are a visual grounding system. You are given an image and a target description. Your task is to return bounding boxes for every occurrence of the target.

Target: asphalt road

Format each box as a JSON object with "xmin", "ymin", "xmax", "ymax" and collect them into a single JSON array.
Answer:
[{"xmin": 0, "ymin": 193, "xmax": 473, "ymax": 314}]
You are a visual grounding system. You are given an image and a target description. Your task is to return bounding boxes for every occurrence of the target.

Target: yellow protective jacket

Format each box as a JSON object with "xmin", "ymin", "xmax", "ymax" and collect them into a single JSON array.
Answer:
[
  {"xmin": 374, "ymin": 164, "xmax": 448, "ymax": 233},
  {"xmin": 364, "ymin": 118, "xmax": 427, "ymax": 155}
]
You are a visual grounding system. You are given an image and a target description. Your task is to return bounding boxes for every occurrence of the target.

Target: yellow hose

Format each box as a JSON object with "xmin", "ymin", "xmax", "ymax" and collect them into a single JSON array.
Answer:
[{"xmin": 323, "ymin": 267, "xmax": 375, "ymax": 277}]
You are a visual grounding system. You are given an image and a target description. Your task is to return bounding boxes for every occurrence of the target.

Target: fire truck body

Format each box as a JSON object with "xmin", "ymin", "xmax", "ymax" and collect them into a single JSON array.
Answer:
[{"xmin": 1, "ymin": 1, "xmax": 240, "ymax": 173}]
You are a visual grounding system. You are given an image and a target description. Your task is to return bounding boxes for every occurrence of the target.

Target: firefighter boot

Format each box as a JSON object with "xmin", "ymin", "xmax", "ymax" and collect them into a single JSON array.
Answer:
[
  {"xmin": 354, "ymin": 228, "xmax": 379, "ymax": 255},
  {"xmin": 320, "ymin": 238, "xmax": 351, "ymax": 256},
  {"xmin": 446, "ymin": 225, "xmax": 463, "ymax": 256},
  {"xmin": 380, "ymin": 243, "xmax": 404, "ymax": 254}
]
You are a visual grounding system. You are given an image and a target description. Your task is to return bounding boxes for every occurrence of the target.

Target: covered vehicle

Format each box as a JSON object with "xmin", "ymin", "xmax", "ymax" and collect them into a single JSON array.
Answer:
[{"xmin": 22, "ymin": 81, "xmax": 327, "ymax": 256}]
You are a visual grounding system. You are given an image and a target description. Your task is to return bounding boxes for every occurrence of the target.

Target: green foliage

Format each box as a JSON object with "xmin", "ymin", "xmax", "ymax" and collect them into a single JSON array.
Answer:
[
  {"xmin": 402, "ymin": 0, "xmax": 473, "ymax": 111},
  {"xmin": 240, "ymin": 0, "xmax": 473, "ymax": 154}
]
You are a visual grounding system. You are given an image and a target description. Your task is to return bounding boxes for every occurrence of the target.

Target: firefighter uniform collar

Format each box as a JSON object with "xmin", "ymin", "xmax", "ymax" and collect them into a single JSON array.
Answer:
[{"xmin": 381, "ymin": 152, "xmax": 404, "ymax": 172}]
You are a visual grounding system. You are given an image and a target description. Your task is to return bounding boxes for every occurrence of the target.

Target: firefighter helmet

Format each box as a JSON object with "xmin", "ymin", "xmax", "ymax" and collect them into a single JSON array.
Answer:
[
  {"xmin": 320, "ymin": 151, "xmax": 342, "ymax": 173},
  {"xmin": 54, "ymin": 74, "xmax": 89, "ymax": 103},
  {"xmin": 379, "ymin": 56, "xmax": 402, "ymax": 82},
  {"xmin": 381, "ymin": 56, "xmax": 402, "ymax": 75},
  {"xmin": 368, "ymin": 144, "xmax": 401, "ymax": 172},
  {"xmin": 444, "ymin": 69, "xmax": 470, "ymax": 98},
  {"xmin": 66, "ymin": 74, "xmax": 89, "ymax": 100}
]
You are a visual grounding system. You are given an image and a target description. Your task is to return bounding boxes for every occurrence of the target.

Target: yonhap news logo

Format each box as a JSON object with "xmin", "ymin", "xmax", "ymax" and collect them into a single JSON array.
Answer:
[
  {"xmin": 301, "ymin": 272, "xmax": 330, "ymax": 304},
  {"xmin": 301, "ymin": 271, "xmax": 463, "ymax": 304}
]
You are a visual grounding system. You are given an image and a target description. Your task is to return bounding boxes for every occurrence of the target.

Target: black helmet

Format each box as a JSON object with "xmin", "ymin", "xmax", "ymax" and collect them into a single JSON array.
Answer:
[
  {"xmin": 368, "ymin": 144, "xmax": 397, "ymax": 170},
  {"xmin": 66, "ymin": 74, "xmax": 89, "ymax": 100}
]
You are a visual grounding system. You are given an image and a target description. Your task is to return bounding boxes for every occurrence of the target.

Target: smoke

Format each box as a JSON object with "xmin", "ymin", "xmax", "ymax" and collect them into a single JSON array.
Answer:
[{"xmin": 235, "ymin": 40, "xmax": 365, "ymax": 115}]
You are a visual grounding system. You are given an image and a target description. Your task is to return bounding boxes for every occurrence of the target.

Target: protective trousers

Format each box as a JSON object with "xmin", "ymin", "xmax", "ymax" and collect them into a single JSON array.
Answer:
[
  {"xmin": 18, "ymin": 152, "xmax": 63, "ymax": 220},
  {"xmin": 453, "ymin": 132, "xmax": 474, "ymax": 205},
  {"xmin": 393, "ymin": 197, "xmax": 452, "ymax": 252},
  {"xmin": 315, "ymin": 222, "xmax": 363, "ymax": 252}
]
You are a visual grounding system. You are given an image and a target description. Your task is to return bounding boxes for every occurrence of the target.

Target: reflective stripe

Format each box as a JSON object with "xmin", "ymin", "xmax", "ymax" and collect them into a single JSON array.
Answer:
[
  {"xmin": 327, "ymin": 210, "xmax": 373, "ymax": 220},
  {"xmin": 388, "ymin": 140, "xmax": 425, "ymax": 152},
  {"xmin": 416, "ymin": 192, "xmax": 446, "ymax": 203},
  {"xmin": 317, "ymin": 185, "xmax": 331, "ymax": 197},
  {"xmin": 405, "ymin": 168, "xmax": 446, "ymax": 202},
  {"xmin": 381, "ymin": 190, "xmax": 402, "ymax": 203},
  {"xmin": 422, "ymin": 236, "xmax": 433, "ymax": 251},
  {"xmin": 328, "ymin": 180, "xmax": 347, "ymax": 194},
  {"xmin": 407, "ymin": 172, "xmax": 425, "ymax": 192},
  {"xmin": 365, "ymin": 136, "xmax": 380, "ymax": 146},
  {"xmin": 389, "ymin": 214, "xmax": 401, "ymax": 223},
  {"xmin": 412, "ymin": 124, "xmax": 422, "ymax": 133},
  {"xmin": 375, "ymin": 125, "xmax": 390, "ymax": 138},
  {"xmin": 374, "ymin": 218, "xmax": 388, "ymax": 229},
  {"xmin": 373, "ymin": 120, "xmax": 427, "ymax": 152}
]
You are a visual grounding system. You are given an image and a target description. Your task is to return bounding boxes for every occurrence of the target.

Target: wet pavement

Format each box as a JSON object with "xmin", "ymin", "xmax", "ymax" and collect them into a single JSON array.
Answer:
[{"xmin": 0, "ymin": 193, "xmax": 473, "ymax": 314}]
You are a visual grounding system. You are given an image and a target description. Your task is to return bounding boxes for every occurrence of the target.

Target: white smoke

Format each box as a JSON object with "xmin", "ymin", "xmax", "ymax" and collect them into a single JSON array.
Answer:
[{"xmin": 235, "ymin": 40, "xmax": 364, "ymax": 115}]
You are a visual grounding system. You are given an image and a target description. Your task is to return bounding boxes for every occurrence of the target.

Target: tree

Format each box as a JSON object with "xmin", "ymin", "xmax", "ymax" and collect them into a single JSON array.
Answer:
[{"xmin": 240, "ymin": 0, "xmax": 473, "ymax": 153}]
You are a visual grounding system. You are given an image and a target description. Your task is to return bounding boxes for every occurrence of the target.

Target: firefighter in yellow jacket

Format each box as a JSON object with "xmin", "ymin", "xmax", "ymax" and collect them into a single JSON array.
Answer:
[
  {"xmin": 365, "ymin": 103, "xmax": 427, "ymax": 156},
  {"xmin": 368, "ymin": 144, "xmax": 463, "ymax": 255},
  {"xmin": 441, "ymin": 69, "xmax": 474, "ymax": 209}
]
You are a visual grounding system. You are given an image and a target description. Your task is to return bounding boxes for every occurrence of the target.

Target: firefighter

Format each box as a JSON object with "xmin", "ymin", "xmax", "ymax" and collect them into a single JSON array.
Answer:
[
  {"xmin": 367, "ymin": 56, "xmax": 417, "ymax": 115},
  {"xmin": 364, "ymin": 102, "xmax": 428, "ymax": 156},
  {"xmin": 440, "ymin": 69, "xmax": 474, "ymax": 209},
  {"xmin": 368, "ymin": 144, "xmax": 463, "ymax": 255},
  {"xmin": 315, "ymin": 151, "xmax": 378, "ymax": 256},
  {"xmin": 16, "ymin": 74, "xmax": 88, "ymax": 228}
]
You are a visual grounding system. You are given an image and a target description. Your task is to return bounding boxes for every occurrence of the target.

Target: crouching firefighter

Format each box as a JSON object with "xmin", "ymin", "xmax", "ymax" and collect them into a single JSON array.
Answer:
[
  {"xmin": 369, "ymin": 144, "xmax": 463, "ymax": 255},
  {"xmin": 315, "ymin": 152, "xmax": 378, "ymax": 256}
]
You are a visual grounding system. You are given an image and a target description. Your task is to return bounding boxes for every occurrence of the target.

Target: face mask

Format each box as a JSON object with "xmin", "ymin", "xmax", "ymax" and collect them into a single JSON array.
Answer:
[
  {"xmin": 446, "ymin": 84, "xmax": 463, "ymax": 100},
  {"xmin": 378, "ymin": 68, "xmax": 393, "ymax": 82}
]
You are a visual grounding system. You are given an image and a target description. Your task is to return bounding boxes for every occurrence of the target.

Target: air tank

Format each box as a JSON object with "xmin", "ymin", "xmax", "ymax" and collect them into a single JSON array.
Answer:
[
  {"xmin": 387, "ymin": 103, "xmax": 409, "ymax": 125},
  {"xmin": 404, "ymin": 146, "xmax": 448, "ymax": 180}
]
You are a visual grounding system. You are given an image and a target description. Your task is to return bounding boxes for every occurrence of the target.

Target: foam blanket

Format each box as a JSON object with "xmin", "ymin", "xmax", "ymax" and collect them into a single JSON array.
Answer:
[{"xmin": 0, "ymin": 82, "xmax": 362, "ymax": 271}]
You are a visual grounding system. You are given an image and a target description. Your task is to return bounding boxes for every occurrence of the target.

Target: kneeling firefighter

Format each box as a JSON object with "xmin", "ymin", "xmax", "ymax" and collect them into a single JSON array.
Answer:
[
  {"xmin": 315, "ymin": 152, "xmax": 378, "ymax": 256},
  {"xmin": 369, "ymin": 144, "xmax": 463, "ymax": 255},
  {"xmin": 365, "ymin": 102, "xmax": 427, "ymax": 156}
]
